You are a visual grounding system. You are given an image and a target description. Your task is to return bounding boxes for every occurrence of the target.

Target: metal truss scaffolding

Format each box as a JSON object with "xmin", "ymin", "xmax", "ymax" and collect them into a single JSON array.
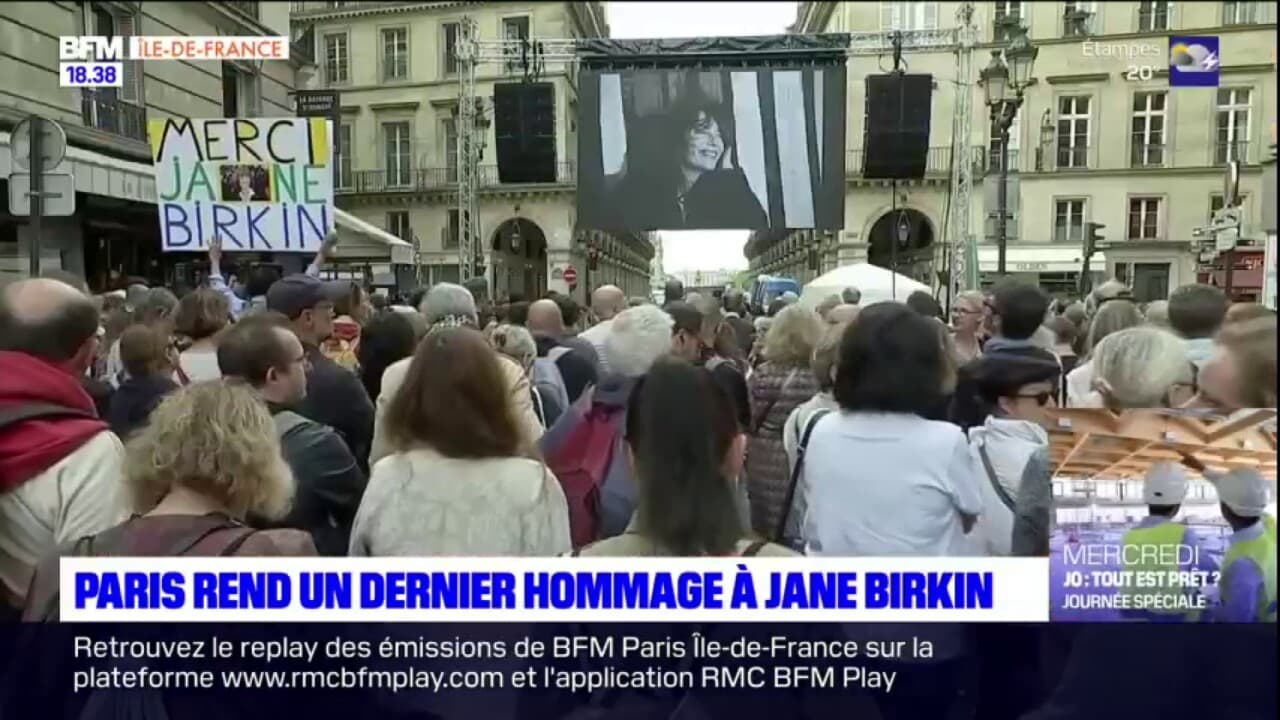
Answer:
[
  {"xmin": 456, "ymin": 7, "xmax": 977, "ymax": 297},
  {"xmin": 454, "ymin": 23, "xmax": 577, "ymax": 284}
]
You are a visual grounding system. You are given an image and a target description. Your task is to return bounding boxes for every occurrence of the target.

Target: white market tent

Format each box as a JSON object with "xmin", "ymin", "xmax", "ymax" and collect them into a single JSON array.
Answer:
[{"xmin": 800, "ymin": 263, "xmax": 931, "ymax": 307}]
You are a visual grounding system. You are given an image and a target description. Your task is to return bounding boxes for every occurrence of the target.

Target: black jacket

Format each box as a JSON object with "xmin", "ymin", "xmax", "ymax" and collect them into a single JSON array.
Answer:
[
  {"xmin": 262, "ymin": 403, "xmax": 367, "ymax": 556},
  {"xmin": 726, "ymin": 315, "xmax": 756, "ymax": 356},
  {"xmin": 615, "ymin": 168, "xmax": 769, "ymax": 230},
  {"xmin": 534, "ymin": 336, "xmax": 598, "ymax": 405},
  {"xmin": 706, "ymin": 355, "xmax": 751, "ymax": 431},
  {"xmin": 295, "ymin": 343, "xmax": 375, "ymax": 474},
  {"xmin": 106, "ymin": 373, "xmax": 177, "ymax": 439}
]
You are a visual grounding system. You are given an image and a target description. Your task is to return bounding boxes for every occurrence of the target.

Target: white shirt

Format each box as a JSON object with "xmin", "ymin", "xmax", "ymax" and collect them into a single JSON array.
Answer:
[
  {"xmin": 802, "ymin": 412, "xmax": 982, "ymax": 558},
  {"xmin": 174, "ymin": 348, "xmax": 222, "ymax": 384},
  {"xmin": 349, "ymin": 447, "xmax": 571, "ymax": 557},
  {"xmin": 801, "ymin": 412, "xmax": 982, "ymax": 661},
  {"xmin": 966, "ymin": 417, "xmax": 1048, "ymax": 557},
  {"xmin": 580, "ymin": 319, "xmax": 614, "ymax": 375}
]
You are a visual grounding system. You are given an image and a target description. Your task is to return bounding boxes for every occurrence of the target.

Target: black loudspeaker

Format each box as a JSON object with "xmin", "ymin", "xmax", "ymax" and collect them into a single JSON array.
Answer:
[
  {"xmin": 863, "ymin": 74, "xmax": 933, "ymax": 179},
  {"xmin": 493, "ymin": 82, "xmax": 557, "ymax": 183}
]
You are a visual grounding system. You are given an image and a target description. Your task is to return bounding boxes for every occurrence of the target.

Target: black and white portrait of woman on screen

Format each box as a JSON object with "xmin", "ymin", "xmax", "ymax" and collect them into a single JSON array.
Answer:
[
  {"xmin": 612, "ymin": 96, "xmax": 767, "ymax": 230},
  {"xmin": 582, "ymin": 67, "xmax": 843, "ymax": 233}
]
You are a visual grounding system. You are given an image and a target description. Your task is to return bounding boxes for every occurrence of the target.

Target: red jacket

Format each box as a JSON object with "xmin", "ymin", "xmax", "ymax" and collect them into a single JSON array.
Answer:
[{"xmin": 0, "ymin": 352, "xmax": 108, "ymax": 491}]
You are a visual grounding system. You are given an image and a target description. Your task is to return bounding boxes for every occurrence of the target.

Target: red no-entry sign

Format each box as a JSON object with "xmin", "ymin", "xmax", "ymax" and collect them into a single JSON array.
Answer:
[{"xmin": 563, "ymin": 265, "xmax": 578, "ymax": 286}]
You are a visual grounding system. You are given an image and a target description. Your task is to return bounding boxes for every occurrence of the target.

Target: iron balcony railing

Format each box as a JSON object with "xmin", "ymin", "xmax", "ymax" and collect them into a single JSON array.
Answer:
[
  {"xmin": 846, "ymin": 146, "xmax": 989, "ymax": 178},
  {"xmin": 338, "ymin": 162, "xmax": 577, "ymax": 193},
  {"xmin": 1130, "ymin": 142, "xmax": 1166, "ymax": 168},
  {"xmin": 81, "ymin": 89, "xmax": 147, "ymax": 142},
  {"xmin": 225, "ymin": 1, "xmax": 259, "ymax": 20}
]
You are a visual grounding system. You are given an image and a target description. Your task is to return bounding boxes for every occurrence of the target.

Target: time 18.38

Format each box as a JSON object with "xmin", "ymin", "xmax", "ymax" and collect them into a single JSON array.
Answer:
[{"xmin": 59, "ymin": 62, "xmax": 123, "ymax": 88}]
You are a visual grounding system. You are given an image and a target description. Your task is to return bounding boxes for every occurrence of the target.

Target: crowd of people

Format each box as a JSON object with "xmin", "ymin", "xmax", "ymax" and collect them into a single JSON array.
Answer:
[{"xmin": 0, "ymin": 240, "xmax": 1276, "ymax": 717}]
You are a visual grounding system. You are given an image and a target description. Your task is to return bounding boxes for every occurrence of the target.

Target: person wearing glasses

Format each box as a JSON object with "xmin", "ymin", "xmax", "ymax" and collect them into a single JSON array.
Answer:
[
  {"xmin": 964, "ymin": 347, "xmax": 1061, "ymax": 557},
  {"xmin": 950, "ymin": 290, "xmax": 986, "ymax": 364},
  {"xmin": 216, "ymin": 313, "xmax": 365, "ymax": 557}
]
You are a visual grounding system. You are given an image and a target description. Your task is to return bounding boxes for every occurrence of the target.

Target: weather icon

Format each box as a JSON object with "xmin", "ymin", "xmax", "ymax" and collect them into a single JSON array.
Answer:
[
  {"xmin": 1168, "ymin": 36, "xmax": 1220, "ymax": 87},
  {"xmin": 1170, "ymin": 43, "xmax": 1218, "ymax": 71}
]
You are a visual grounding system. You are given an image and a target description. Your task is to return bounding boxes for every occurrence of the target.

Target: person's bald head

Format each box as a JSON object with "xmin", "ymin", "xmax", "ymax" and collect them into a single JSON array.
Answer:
[
  {"xmin": 0, "ymin": 278, "xmax": 101, "ymax": 373},
  {"xmin": 827, "ymin": 303, "xmax": 860, "ymax": 326},
  {"xmin": 591, "ymin": 285, "xmax": 626, "ymax": 321},
  {"xmin": 527, "ymin": 298, "xmax": 566, "ymax": 337}
]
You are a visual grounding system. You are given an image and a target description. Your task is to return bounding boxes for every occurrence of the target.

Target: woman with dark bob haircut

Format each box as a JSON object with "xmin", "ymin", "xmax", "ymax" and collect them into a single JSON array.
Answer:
[
  {"xmin": 348, "ymin": 326, "xmax": 570, "ymax": 557},
  {"xmin": 613, "ymin": 92, "xmax": 767, "ymax": 230},
  {"xmin": 799, "ymin": 302, "xmax": 982, "ymax": 718},
  {"xmin": 574, "ymin": 357, "xmax": 795, "ymax": 557}
]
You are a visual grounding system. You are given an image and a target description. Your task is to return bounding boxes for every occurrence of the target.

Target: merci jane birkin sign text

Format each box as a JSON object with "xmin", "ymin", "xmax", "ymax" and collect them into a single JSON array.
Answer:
[{"xmin": 148, "ymin": 117, "xmax": 333, "ymax": 254}]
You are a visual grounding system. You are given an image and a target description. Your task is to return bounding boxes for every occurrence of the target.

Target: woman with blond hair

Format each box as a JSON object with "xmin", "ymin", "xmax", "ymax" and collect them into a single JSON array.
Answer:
[
  {"xmin": 1194, "ymin": 314, "xmax": 1277, "ymax": 410},
  {"xmin": 23, "ymin": 381, "xmax": 315, "ymax": 617},
  {"xmin": 1064, "ymin": 296, "xmax": 1144, "ymax": 406},
  {"xmin": 743, "ymin": 304, "xmax": 822, "ymax": 539},
  {"xmin": 491, "ymin": 322, "xmax": 563, "ymax": 428},
  {"xmin": 1087, "ymin": 326, "xmax": 1196, "ymax": 409}
]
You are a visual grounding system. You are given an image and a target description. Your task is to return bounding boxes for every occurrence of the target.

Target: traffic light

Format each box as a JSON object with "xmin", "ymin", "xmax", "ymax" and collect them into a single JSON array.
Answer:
[{"xmin": 1084, "ymin": 222, "xmax": 1105, "ymax": 257}]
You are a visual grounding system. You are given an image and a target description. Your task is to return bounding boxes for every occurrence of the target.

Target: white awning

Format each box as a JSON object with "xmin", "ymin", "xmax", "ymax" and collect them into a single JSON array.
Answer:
[
  {"xmin": 0, "ymin": 129, "xmax": 155, "ymax": 204},
  {"xmin": 333, "ymin": 209, "xmax": 414, "ymax": 265},
  {"xmin": 977, "ymin": 245, "xmax": 1103, "ymax": 273}
]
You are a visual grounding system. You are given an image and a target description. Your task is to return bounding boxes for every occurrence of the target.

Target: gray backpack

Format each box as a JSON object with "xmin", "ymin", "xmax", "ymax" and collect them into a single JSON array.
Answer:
[{"xmin": 531, "ymin": 346, "xmax": 572, "ymax": 411}]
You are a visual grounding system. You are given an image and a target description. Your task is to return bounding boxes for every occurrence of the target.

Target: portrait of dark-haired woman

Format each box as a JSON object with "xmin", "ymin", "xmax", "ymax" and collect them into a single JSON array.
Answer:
[{"xmin": 614, "ymin": 96, "xmax": 768, "ymax": 230}]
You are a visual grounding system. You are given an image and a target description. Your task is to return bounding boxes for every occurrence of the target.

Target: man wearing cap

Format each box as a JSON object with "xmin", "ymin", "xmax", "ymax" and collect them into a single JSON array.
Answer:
[
  {"xmin": 267, "ymin": 274, "xmax": 375, "ymax": 473},
  {"xmin": 1118, "ymin": 462, "xmax": 1217, "ymax": 622},
  {"xmin": 1210, "ymin": 468, "xmax": 1277, "ymax": 623}
]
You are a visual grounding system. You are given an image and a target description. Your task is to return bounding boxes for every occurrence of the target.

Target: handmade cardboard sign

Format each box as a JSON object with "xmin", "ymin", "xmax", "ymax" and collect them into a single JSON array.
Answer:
[{"xmin": 148, "ymin": 117, "xmax": 333, "ymax": 253}]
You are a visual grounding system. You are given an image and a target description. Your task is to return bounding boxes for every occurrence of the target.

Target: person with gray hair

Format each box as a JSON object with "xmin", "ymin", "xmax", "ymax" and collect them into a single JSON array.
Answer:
[
  {"xmin": 418, "ymin": 282, "xmax": 478, "ymax": 330},
  {"xmin": 1085, "ymin": 279, "xmax": 1130, "ymax": 319},
  {"xmin": 1065, "ymin": 296, "xmax": 1144, "ymax": 406},
  {"xmin": 1087, "ymin": 326, "xmax": 1195, "ymax": 409},
  {"xmin": 372, "ymin": 283, "xmax": 542, "ymax": 465},
  {"xmin": 814, "ymin": 294, "xmax": 842, "ymax": 322},
  {"xmin": 540, "ymin": 304, "xmax": 676, "ymax": 540},
  {"xmin": 491, "ymin": 323, "xmax": 563, "ymax": 428},
  {"xmin": 1143, "ymin": 299, "xmax": 1170, "ymax": 329},
  {"xmin": 841, "ymin": 286, "xmax": 861, "ymax": 305}
]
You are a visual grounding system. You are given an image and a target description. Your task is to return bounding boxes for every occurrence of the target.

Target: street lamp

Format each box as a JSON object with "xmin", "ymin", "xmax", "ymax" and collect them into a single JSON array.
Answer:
[{"xmin": 981, "ymin": 25, "xmax": 1037, "ymax": 277}]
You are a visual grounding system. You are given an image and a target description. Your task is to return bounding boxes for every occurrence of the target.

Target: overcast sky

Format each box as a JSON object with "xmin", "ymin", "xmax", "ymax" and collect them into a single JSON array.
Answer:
[{"xmin": 604, "ymin": 2, "xmax": 797, "ymax": 273}]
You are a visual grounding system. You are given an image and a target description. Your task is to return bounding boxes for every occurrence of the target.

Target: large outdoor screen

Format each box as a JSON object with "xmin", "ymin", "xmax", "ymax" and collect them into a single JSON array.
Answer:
[{"xmin": 577, "ymin": 65, "xmax": 847, "ymax": 232}]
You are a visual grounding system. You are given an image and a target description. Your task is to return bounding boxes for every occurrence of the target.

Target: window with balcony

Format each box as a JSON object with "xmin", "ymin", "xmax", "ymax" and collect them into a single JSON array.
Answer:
[
  {"xmin": 993, "ymin": 1, "xmax": 1026, "ymax": 42},
  {"xmin": 81, "ymin": 7, "xmax": 145, "ymax": 141},
  {"xmin": 1056, "ymin": 95, "xmax": 1091, "ymax": 168},
  {"xmin": 1215, "ymin": 88, "xmax": 1251, "ymax": 164},
  {"xmin": 443, "ymin": 22, "xmax": 459, "ymax": 76},
  {"xmin": 1130, "ymin": 91, "xmax": 1166, "ymax": 167},
  {"xmin": 988, "ymin": 111, "xmax": 1021, "ymax": 172},
  {"xmin": 1062, "ymin": 1, "xmax": 1096, "ymax": 37},
  {"xmin": 387, "ymin": 211, "xmax": 411, "ymax": 242},
  {"xmin": 225, "ymin": 1, "xmax": 259, "ymax": 19},
  {"xmin": 382, "ymin": 27, "xmax": 408, "ymax": 81},
  {"xmin": 442, "ymin": 117, "xmax": 458, "ymax": 181},
  {"xmin": 1137, "ymin": 0, "xmax": 1170, "ymax": 30},
  {"xmin": 503, "ymin": 16, "xmax": 530, "ymax": 72},
  {"xmin": 383, "ymin": 122, "xmax": 411, "ymax": 186},
  {"xmin": 323, "ymin": 32, "xmax": 348, "ymax": 84},
  {"xmin": 336, "ymin": 123, "xmax": 352, "ymax": 188},
  {"xmin": 1127, "ymin": 197, "xmax": 1162, "ymax": 240},
  {"xmin": 444, "ymin": 209, "xmax": 460, "ymax": 248},
  {"xmin": 879, "ymin": 2, "xmax": 939, "ymax": 31},
  {"xmin": 1223, "ymin": 1, "xmax": 1260, "ymax": 24},
  {"xmin": 222, "ymin": 63, "xmax": 260, "ymax": 118},
  {"xmin": 1054, "ymin": 199, "xmax": 1087, "ymax": 243}
]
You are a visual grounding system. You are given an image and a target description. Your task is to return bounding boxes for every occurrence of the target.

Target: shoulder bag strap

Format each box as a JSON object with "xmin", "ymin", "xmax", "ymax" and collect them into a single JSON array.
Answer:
[
  {"xmin": 740, "ymin": 539, "xmax": 769, "ymax": 557},
  {"xmin": 774, "ymin": 409, "xmax": 830, "ymax": 541},
  {"xmin": 216, "ymin": 528, "xmax": 259, "ymax": 556},
  {"xmin": 977, "ymin": 442, "xmax": 1017, "ymax": 513},
  {"xmin": 174, "ymin": 362, "xmax": 192, "ymax": 387}
]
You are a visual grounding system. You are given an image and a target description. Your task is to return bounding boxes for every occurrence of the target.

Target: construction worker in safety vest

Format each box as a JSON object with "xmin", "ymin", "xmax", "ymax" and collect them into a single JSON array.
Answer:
[
  {"xmin": 1210, "ymin": 468, "xmax": 1278, "ymax": 623},
  {"xmin": 1118, "ymin": 462, "xmax": 1217, "ymax": 622}
]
